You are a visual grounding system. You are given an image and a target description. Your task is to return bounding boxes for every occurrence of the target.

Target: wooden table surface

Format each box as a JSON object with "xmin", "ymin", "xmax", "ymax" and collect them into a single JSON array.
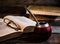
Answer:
[{"xmin": 0, "ymin": 33, "xmax": 60, "ymax": 44}]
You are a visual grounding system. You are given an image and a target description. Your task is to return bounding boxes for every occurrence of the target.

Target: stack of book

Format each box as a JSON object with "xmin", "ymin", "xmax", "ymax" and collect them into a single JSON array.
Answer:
[{"xmin": 26, "ymin": 5, "xmax": 60, "ymax": 20}]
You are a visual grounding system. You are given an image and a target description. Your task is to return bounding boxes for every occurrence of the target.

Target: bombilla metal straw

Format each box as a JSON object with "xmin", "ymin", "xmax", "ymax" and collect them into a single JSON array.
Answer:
[{"xmin": 24, "ymin": 6, "xmax": 39, "ymax": 25}]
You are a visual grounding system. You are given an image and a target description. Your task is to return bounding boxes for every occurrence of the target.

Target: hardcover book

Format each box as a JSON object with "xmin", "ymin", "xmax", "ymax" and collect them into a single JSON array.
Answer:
[{"xmin": 0, "ymin": 15, "xmax": 36, "ymax": 41}]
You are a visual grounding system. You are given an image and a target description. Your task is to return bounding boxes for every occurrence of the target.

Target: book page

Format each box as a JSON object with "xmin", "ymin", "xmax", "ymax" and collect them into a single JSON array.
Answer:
[
  {"xmin": 3, "ymin": 15, "xmax": 36, "ymax": 32},
  {"xmin": 0, "ymin": 19, "xmax": 19, "ymax": 37}
]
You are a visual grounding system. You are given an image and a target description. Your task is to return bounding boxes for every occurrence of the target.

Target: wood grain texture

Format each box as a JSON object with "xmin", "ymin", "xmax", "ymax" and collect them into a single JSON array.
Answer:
[{"xmin": 0, "ymin": 33, "xmax": 60, "ymax": 44}]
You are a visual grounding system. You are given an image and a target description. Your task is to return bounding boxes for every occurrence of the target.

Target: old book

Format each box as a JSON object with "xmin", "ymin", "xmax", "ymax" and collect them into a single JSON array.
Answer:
[
  {"xmin": 27, "ymin": 5, "xmax": 60, "ymax": 16},
  {"xmin": 0, "ymin": 19, "xmax": 22, "ymax": 41},
  {"xmin": 0, "ymin": 15, "xmax": 36, "ymax": 41}
]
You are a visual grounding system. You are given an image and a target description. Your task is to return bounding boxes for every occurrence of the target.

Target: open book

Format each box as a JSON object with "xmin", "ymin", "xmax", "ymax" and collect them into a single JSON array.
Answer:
[{"xmin": 0, "ymin": 15, "xmax": 36, "ymax": 41}]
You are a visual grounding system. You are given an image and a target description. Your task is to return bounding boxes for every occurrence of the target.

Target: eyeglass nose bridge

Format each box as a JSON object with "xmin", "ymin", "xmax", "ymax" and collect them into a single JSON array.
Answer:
[{"xmin": 4, "ymin": 18, "xmax": 20, "ymax": 31}]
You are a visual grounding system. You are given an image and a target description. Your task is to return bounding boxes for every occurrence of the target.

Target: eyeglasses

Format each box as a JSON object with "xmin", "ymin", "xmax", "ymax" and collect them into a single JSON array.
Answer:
[{"xmin": 4, "ymin": 18, "xmax": 20, "ymax": 31}]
